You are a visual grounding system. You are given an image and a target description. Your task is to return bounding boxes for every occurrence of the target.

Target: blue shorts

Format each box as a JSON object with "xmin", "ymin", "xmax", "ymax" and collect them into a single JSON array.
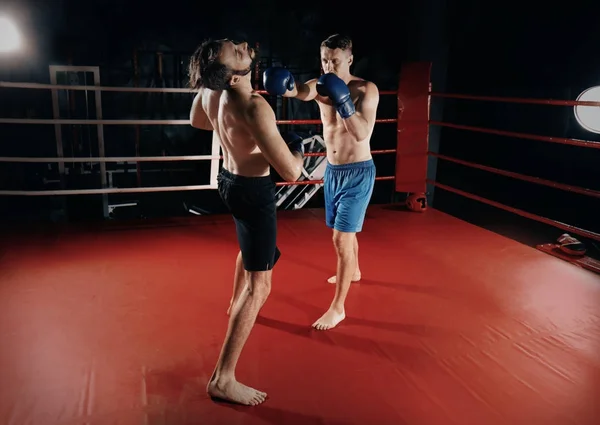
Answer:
[{"xmin": 324, "ymin": 159, "xmax": 376, "ymax": 233}]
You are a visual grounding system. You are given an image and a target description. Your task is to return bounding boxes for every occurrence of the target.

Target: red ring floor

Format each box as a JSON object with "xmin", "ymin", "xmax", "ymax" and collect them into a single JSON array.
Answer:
[{"xmin": 1, "ymin": 204, "xmax": 599, "ymax": 425}]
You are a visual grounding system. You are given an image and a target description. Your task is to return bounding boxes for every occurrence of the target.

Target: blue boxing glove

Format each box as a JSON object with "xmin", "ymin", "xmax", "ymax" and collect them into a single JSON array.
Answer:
[
  {"xmin": 316, "ymin": 73, "xmax": 355, "ymax": 119},
  {"xmin": 263, "ymin": 67, "xmax": 295, "ymax": 96},
  {"xmin": 281, "ymin": 131, "xmax": 304, "ymax": 157}
]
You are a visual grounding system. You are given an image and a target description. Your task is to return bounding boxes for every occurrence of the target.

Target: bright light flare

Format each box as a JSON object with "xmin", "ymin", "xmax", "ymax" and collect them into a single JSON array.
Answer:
[
  {"xmin": 574, "ymin": 86, "xmax": 600, "ymax": 134},
  {"xmin": 0, "ymin": 16, "xmax": 21, "ymax": 53}
]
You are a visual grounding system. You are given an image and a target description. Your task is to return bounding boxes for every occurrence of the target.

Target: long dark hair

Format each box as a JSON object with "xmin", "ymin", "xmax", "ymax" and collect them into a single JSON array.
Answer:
[
  {"xmin": 188, "ymin": 39, "xmax": 231, "ymax": 90},
  {"xmin": 188, "ymin": 39, "xmax": 255, "ymax": 91}
]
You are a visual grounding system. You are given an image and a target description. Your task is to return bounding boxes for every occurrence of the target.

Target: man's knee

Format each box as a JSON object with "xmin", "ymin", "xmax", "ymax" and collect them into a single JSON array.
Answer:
[
  {"xmin": 332, "ymin": 230, "xmax": 356, "ymax": 255},
  {"xmin": 247, "ymin": 271, "xmax": 272, "ymax": 300}
]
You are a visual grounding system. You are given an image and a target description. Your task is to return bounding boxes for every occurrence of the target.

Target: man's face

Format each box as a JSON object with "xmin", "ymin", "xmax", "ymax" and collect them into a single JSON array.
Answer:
[
  {"xmin": 320, "ymin": 47, "xmax": 352, "ymax": 76},
  {"xmin": 218, "ymin": 39, "xmax": 255, "ymax": 75}
]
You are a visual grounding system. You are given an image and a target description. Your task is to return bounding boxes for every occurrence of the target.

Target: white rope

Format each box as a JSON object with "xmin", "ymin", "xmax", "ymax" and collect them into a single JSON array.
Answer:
[
  {"xmin": 0, "ymin": 118, "xmax": 190, "ymax": 125},
  {"xmin": 0, "ymin": 81, "xmax": 195, "ymax": 93},
  {"xmin": 0, "ymin": 118, "xmax": 331, "ymax": 125},
  {"xmin": 0, "ymin": 184, "xmax": 216, "ymax": 196},
  {"xmin": 0, "ymin": 155, "xmax": 221, "ymax": 163}
]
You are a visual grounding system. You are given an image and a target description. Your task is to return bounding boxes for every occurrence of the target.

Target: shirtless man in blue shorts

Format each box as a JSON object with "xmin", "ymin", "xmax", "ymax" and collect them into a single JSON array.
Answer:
[
  {"xmin": 263, "ymin": 34, "xmax": 379, "ymax": 330},
  {"xmin": 189, "ymin": 38, "xmax": 304, "ymax": 405}
]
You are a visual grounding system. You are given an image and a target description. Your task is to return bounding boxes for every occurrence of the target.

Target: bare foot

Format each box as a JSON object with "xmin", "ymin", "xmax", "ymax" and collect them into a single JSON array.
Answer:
[
  {"xmin": 207, "ymin": 377, "xmax": 267, "ymax": 406},
  {"xmin": 327, "ymin": 272, "xmax": 361, "ymax": 284},
  {"xmin": 312, "ymin": 307, "xmax": 346, "ymax": 330}
]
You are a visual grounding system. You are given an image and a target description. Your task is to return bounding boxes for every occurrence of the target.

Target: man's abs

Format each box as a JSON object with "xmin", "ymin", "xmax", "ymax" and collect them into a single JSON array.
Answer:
[
  {"xmin": 323, "ymin": 125, "xmax": 372, "ymax": 165},
  {"xmin": 318, "ymin": 96, "xmax": 372, "ymax": 165}
]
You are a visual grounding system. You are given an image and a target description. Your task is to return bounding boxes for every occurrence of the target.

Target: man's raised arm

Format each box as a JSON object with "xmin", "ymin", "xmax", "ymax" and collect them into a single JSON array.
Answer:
[
  {"xmin": 317, "ymin": 75, "xmax": 379, "ymax": 142},
  {"xmin": 341, "ymin": 81, "xmax": 379, "ymax": 142},
  {"xmin": 244, "ymin": 97, "xmax": 305, "ymax": 182},
  {"xmin": 263, "ymin": 68, "xmax": 319, "ymax": 102},
  {"xmin": 189, "ymin": 90, "xmax": 213, "ymax": 130}
]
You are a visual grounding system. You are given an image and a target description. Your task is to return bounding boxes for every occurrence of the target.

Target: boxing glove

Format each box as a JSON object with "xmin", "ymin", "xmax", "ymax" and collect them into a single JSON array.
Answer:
[
  {"xmin": 316, "ymin": 73, "xmax": 355, "ymax": 119},
  {"xmin": 263, "ymin": 67, "xmax": 295, "ymax": 96},
  {"xmin": 282, "ymin": 131, "xmax": 304, "ymax": 157}
]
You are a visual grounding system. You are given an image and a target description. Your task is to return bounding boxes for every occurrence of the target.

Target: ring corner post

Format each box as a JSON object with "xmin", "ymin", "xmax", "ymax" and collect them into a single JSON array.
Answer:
[{"xmin": 395, "ymin": 62, "xmax": 431, "ymax": 198}]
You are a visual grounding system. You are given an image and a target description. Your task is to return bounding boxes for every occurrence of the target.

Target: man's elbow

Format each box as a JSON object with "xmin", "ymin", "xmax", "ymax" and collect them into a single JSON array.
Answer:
[
  {"xmin": 282, "ymin": 166, "xmax": 302, "ymax": 182},
  {"xmin": 282, "ymin": 171, "xmax": 300, "ymax": 182},
  {"xmin": 190, "ymin": 118, "xmax": 212, "ymax": 130}
]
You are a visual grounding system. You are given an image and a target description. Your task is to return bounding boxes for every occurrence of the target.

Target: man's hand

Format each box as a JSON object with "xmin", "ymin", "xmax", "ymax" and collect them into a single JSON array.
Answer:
[
  {"xmin": 281, "ymin": 131, "xmax": 304, "ymax": 157},
  {"xmin": 316, "ymin": 73, "xmax": 355, "ymax": 119},
  {"xmin": 263, "ymin": 67, "xmax": 295, "ymax": 96}
]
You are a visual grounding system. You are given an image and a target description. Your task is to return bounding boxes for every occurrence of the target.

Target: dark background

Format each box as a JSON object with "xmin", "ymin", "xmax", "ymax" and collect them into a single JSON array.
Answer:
[{"xmin": 0, "ymin": 0, "xmax": 598, "ymax": 256}]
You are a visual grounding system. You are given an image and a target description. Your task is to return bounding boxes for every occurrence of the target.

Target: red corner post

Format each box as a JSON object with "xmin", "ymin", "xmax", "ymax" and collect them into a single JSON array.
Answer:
[{"xmin": 395, "ymin": 62, "xmax": 431, "ymax": 194}]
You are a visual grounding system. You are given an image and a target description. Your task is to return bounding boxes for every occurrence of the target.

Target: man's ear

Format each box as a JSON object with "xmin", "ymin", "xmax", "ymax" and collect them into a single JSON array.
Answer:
[
  {"xmin": 229, "ymin": 75, "xmax": 241, "ymax": 87},
  {"xmin": 348, "ymin": 54, "xmax": 354, "ymax": 67}
]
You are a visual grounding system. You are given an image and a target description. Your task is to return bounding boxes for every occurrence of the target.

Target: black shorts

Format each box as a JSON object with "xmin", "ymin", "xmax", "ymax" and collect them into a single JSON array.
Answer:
[{"xmin": 217, "ymin": 168, "xmax": 281, "ymax": 272}]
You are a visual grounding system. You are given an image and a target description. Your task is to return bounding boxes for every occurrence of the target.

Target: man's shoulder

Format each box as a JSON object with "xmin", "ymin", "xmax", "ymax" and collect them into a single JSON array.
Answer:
[
  {"xmin": 196, "ymin": 86, "xmax": 217, "ymax": 97},
  {"xmin": 350, "ymin": 76, "xmax": 378, "ymax": 87},
  {"xmin": 349, "ymin": 77, "xmax": 379, "ymax": 96},
  {"xmin": 240, "ymin": 93, "xmax": 273, "ymax": 119}
]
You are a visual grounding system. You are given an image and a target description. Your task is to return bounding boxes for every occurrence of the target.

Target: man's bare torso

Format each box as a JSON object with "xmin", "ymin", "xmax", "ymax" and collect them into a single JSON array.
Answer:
[
  {"xmin": 199, "ymin": 88, "xmax": 271, "ymax": 177},
  {"xmin": 316, "ymin": 77, "xmax": 374, "ymax": 165}
]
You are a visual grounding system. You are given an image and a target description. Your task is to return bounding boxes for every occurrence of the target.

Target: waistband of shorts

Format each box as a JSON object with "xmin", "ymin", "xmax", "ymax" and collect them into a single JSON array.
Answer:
[
  {"xmin": 326, "ymin": 159, "xmax": 374, "ymax": 171},
  {"xmin": 218, "ymin": 168, "xmax": 273, "ymax": 185}
]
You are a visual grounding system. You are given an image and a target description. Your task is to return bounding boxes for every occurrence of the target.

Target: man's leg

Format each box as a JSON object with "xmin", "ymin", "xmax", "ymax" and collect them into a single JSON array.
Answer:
[
  {"xmin": 228, "ymin": 250, "xmax": 248, "ymax": 315},
  {"xmin": 326, "ymin": 236, "xmax": 361, "ymax": 284},
  {"xmin": 209, "ymin": 172, "xmax": 279, "ymax": 405},
  {"xmin": 315, "ymin": 160, "xmax": 375, "ymax": 329},
  {"xmin": 207, "ymin": 269, "xmax": 271, "ymax": 405},
  {"xmin": 312, "ymin": 229, "xmax": 356, "ymax": 330}
]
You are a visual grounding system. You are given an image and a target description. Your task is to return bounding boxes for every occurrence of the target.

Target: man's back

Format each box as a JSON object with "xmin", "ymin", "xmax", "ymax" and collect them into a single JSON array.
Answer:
[{"xmin": 196, "ymin": 88, "xmax": 271, "ymax": 177}]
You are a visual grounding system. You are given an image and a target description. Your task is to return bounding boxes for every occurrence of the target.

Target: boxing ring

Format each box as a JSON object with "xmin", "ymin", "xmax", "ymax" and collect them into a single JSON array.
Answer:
[{"xmin": 0, "ymin": 61, "xmax": 599, "ymax": 425}]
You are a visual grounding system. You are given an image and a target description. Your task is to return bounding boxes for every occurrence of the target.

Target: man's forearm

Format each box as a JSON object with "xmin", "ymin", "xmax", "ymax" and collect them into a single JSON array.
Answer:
[
  {"xmin": 342, "ymin": 113, "xmax": 370, "ymax": 141},
  {"xmin": 286, "ymin": 81, "xmax": 313, "ymax": 101}
]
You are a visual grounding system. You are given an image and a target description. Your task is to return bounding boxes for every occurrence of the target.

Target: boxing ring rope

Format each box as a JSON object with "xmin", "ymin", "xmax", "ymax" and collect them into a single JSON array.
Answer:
[
  {"xmin": 7, "ymin": 63, "xmax": 596, "ymax": 243},
  {"xmin": 426, "ymin": 89, "xmax": 600, "ymax": 242},
  {"xmin": 0, "ymin": 79, "xmax": 399, "ymax": 197},
  {"xmin": 430, "ymin": 91, "xmax": 600, "ymax": 107},
  {"xmin": 429, "ymin": 120, "xmax": 600, "ymax": 150},
  {"xmin": 0, "ymin": 148, "xmax": 397, "ymax": 196},
  {"xmin": 0, "ymin": 82, "xmax": 400, "ymax": 96},
  {"xmin": 0, "ymin": 118, "xmax": 398, "ymax": 125},
  {"xmin": 429, "ymin": 180, "xmax": 600, "ymax": 242},
  {"xmin": 0, "ymin": 150, "xmax": 397, "ymax": 163},
  {"xmin": 428, "ymin": 152, "xmax": 600, "ymax": 199}
]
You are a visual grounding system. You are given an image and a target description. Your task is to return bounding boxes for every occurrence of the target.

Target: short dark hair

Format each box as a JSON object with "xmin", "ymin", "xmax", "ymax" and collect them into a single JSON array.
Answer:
[
  {"xmin": 188, "ymin": 39, "xmax": 231, "ymax": 91},
  {"xmin": 321, "ymin": 34, "xmax": 353, "ymax": 53}
]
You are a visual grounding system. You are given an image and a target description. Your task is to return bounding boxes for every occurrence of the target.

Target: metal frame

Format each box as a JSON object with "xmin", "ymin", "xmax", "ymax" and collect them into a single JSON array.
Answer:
[
  {"xmin": 2, "ymin": 77, "xmax": 397, "ymax": 208},
  {"xmin": 49, "ymin": 65, "xmax": 109, "ymax": 217},
  {"xmin": 276, "ymin": 135, "xmax": 326, "ymax": 209}
]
